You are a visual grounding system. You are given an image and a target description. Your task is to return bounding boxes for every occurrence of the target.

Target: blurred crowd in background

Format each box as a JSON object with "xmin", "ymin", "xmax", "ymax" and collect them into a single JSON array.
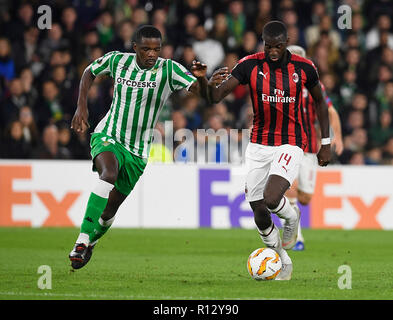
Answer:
[{"xmin": 0, "ymin": 0, "xmax": 393, "ymax": 164}]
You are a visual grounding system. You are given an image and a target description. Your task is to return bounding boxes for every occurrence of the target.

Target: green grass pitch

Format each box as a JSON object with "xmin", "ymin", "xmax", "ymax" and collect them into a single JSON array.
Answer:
[{"xmin": 0, "ymin": 227, "xmax": 392, "ymax": 300}]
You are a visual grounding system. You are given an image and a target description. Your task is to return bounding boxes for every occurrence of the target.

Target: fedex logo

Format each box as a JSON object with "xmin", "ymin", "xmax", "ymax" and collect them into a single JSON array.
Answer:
[
  {"xmin": 199, "ymin": 168, "xmax": 393, "ymax": 230},
  {"xmin": 199, "ymin": 169, "xmax": 286, "ymax": 228},
  {"xmin": 0, "ymin": 165, "xmax": 80, "ymax": 226},
  {"xmin": 311, "ymin": 171, "xmax": 391, "ymax": 229}
]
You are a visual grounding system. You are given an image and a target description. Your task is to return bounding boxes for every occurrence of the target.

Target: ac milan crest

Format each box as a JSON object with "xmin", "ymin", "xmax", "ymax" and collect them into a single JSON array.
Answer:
[{"xmin": 292, "ymin": 72, "xmax": 299, "ymax": 83}]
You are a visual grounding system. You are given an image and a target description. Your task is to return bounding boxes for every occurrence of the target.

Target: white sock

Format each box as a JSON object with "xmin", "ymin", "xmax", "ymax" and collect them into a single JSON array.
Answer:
[
  {"xmin": 287, "ymin": 197, "xmax": 297, "ymax": 206},
  {"xmin": 297, "ymin": 218, "xmax": 304, "ymax": 242},
  {"xmin": 257, "ymin": 223, "xmax": 292, "ymax": 265},
  {"xmin": 271, "ymin": 196, "xmax": 296, "ymax": 221},
  {"xmin": 76, "ymin": 232, "xmax": 90, "ymax": 246},
  {"xmin": 98, "ymin": 216, "xmax": 115, "ymax": 227}
]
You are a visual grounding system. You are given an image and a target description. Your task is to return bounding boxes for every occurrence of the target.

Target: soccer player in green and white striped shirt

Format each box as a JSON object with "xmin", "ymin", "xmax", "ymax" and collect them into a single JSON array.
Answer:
[{"xmin": 69, "ymin": 25, "xmax": 209, "ymax": 269}]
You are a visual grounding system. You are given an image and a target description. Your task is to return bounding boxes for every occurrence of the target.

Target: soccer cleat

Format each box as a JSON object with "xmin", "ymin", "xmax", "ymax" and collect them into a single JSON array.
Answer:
[
  {"xmin": 69, "ymin": 242, "xmax": 97, "ymax": 270},
  {"xmin": 83, "ymin": 243, "xmax": 96, "ymax": 266},
  {"xmin": 292, "ymin": 240, "xmax": 305, "ymax": 251},
  {"xmin": 69, "ymin": 243, "xmax": 88, "ymax": 269},
  {"xmin": 275, "ymin": 263, "xmax": 293, "ymax": 280},
  {"xmin": 282, "ymin": 204, "xmax": 300, "ymax": 250}
]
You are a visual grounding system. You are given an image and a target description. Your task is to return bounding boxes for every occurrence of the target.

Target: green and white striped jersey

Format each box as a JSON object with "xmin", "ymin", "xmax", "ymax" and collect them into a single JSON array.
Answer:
[{"xmin": 89, "ymin": 51, "xmax": 197, "ymax": 158}]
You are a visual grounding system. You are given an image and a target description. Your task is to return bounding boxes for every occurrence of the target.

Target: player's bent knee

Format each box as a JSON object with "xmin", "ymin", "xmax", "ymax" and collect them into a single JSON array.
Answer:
[
  {"xmin": 263, "ymin": 192, "xmax": 281, "ymax": 210},
  {"xmin": 99, "ymin": 170, "xmax": 118, "ymax": 185}
]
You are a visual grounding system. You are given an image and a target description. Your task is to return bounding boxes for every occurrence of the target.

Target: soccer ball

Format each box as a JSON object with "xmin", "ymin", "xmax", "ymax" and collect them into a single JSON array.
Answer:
[{"xmin": 247, "ymin": 248, "xmax": 282, "ymax": 280}]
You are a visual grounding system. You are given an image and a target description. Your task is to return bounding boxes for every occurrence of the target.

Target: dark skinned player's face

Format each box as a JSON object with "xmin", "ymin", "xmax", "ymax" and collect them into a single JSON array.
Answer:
[
  {"xmin": 133, "ymin": 37, "xmax": 161, "ymax": 69},
  {"xmin": 263, "ymin": 34, "xmax": 288, "ymax": 62}
]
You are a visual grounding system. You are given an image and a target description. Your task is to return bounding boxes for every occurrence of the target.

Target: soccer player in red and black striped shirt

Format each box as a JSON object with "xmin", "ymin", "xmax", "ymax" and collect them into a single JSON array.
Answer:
[{"xmin": 207, "ymin": 21, "xmax": 331, "ymax": 280}]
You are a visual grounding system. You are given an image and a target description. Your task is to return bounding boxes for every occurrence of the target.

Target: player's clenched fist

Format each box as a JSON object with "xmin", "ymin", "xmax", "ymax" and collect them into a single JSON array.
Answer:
[
  {"xmin": 71, "ymin": 107, "xmax": 90, "ymax": 133},
  {"xmin": 317, "ymin": 144, "xmax": 331, "ymax": 167}
]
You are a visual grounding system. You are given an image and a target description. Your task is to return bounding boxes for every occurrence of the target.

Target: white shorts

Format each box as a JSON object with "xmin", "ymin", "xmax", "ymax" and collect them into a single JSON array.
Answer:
[
  {"xmin": 245, "ymin": 143, "xmax": 304, "ymax": 202},
  {"xmin": 297, "ymin": 152, "xmax": 318, "ymax": 194}
]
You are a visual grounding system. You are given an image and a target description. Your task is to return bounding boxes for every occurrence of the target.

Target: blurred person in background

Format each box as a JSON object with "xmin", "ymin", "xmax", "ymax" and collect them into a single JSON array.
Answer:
[
  {"xmin": 192, "ymin": 24, "xmax": 225, "ymax": 76},
  {"xmin": 226, "ymin": 0, "xmax": 247, "ymax": 49},
  {"xmin": 339, "ymin": 67, "xmax": 359, "ymax": 109},
  {"xmin": 182, "ymin": 92, "xmax": 202, "ymax": 131},
  {"xmin": 205, "ymin": 113, "xmax": 228, "ymax": 163},
  {"xmin": 348, "ymin": 151, "xmax": 365, "ymax": 165},
  {"xmin": 160, "ymin": 43, "xmax": 174, "ymax": 60},
  {"xmin": 253, "ymin": 0, "xmax": 273, "ymax": 39},
  {"xmin": 34, "ymin": 80, "xmax": 69, "ymax": 131},
  {"xmin": 1, "ymin": 120, "xmax": 32, "ymax": 159},
  {"xmin": 32, "ymin": 123, "xmax": 71, "ymax": 160},
  {"xmin": 57, "ymin": 120, "xmax": 90, "ymax": 160},
  {"xmin": 131, "ymin": 6, "xmax": 149, "ymax": 28},
  {"xmin": 57, "ymin": 121, "xmax": 74, "ymax": 156},
  {"xmin": 343, "ymin": 109, "xmax": 365, "ymax": 136},
  {"xmin": 11, "ymin": 26, "xmax": 40, "ymax": 75},
  {"xmin": 149, "ymin": 121, "xmax": 173, "ymax": 163},
  {"xmin": 365, "ymin": 13, "xmax": 393, "ymax": 51},
  {"xmin": 2, "ymin": 2, "xmax": 34, "ymax": 43},
  {"xmin": 177, "ymin": 44, "xmax": 197, "ymax": 71},
  {"xmin": 212, "ymin": 101, "xmax": 235, "ymax": 129},
  {"xmin": 113, "ymin": 0, "xmax": 140, "ymax": 25},
  {"xmin": 151, "ymin": 8, "xmax": 171, "ymax": 45},
  {"xmin": 369, "ymin": 110, "xmax": 393, "ymax": 147},
  {"xmin": 61, "ymin": 6, "xmax": 80, "ymax": 62},
  {"xmin": 365, "ymin": 146, "xmax": 383, "ymax": 165},
  {"xmin": 0, "ymin": 37, "xmax": 15, "ymax": 82},
  {"xmin": 342, "ymin": 127, "xmax": 368, "ymax": 157},
  {"xmin": 19, "ymin": 105, "xmax": 39, "ymax": 149},
  {"xmin": 38, "ymin": 23, "xmax": 70, "ymax": 63},
  {"xmin": 51, "ymin": 65, "xmax": 77, "ymax": 108},
  {"xmin": 364, "ymin": 29, "xmax": 391, "ymax": 88},
  {"xmin": 236, "ymin": 30, "xmax": 258, "ymax": 59},
  {"xmin": 108, "ymin": 19, "xmax": 135, "ymax": 52},
  {"xmin": 96, "ymin": 10, "xmax": 115, "ymax": 49},
  {"xmin": 77, "ymin": 28, "xmax": 100, "ymax": 71},
  {"xmin": 85, "ymin": 82, "xmax": 108, "ymax": 131},
  {"xmin": 2, "ymin": 78, "xmax": 26, "ymax": 127},
  {"xmin": 375, "ymin": 79, "xmax": 393, "ymax": 116},
  {"xmin": 382, "ymin": 137, "xmax": 393, "ymax": 163},
  {"xmin": 210, "ymin": 13, "xmax": 231, "ymax": 51},
  {"xmin": 305, "ymin": 14, "xmax": 341, "ymax": 50},
  {"xmin": 19, "ymin": 67, "xmax": 38, "ymax": 109},
  {"xmin": 176, "ymin": 13, "xmax": 200, "ymax": 48},
  {"xmin": 172, "ymin": 110, "xmax": 191, "ymax": 162}
]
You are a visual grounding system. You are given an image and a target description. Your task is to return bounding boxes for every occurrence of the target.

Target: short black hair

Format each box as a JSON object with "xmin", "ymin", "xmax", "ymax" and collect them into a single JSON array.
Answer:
[
  {"xmin": 134, "ymin": 25, "xmax": 162, "ymax": 44},
  {"xmin": 262, "ymin": 21, "xmax": 287, "ymax": 40}
]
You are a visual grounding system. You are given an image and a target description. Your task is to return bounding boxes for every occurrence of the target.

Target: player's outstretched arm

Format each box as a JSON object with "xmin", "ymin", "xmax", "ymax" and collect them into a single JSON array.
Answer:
[
  {"xmin": 309, "ymin": 83, "xmax": 331, "ymax": 166},
  {"xmin": 71, "ymin": 67, "xmax": 96, "ymax": 133},
  {"xmin": 328, "ymin": 106, "xmax": 344, "ymax": 156},
  {"xmin": 208, "ymin": 67, "xmax": 239, "ymax": 103},
  {"xmin": 189, "ymin": 60, "xmax": 209, "ymax": 100}
]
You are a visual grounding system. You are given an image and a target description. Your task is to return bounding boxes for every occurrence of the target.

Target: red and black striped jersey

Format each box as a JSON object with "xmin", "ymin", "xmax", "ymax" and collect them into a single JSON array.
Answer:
[
  {"xmin": 231, "ymin": 50, "xmax": 319, "ymax": 150},
  {"xmin": 302, "ymin": 82, "xmax": 333, "ymax": 153}
]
